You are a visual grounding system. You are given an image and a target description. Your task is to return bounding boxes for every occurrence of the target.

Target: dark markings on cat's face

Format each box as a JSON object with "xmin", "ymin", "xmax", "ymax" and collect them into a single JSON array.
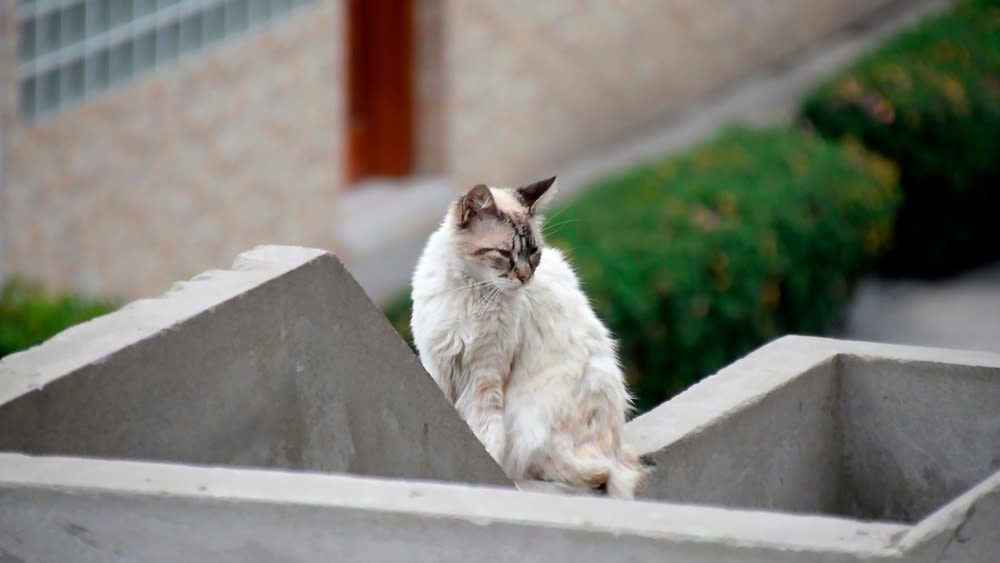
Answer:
[
  {"xmin": 507, "ymin": 216, "xmax": 541, "ymax": 282},
  {"xmin": 471, "ymin": 214, "xmax": 540, "ymax": 284},
  {"xmin": 457, "ymin": 178, "xmax": 556, "ymax": 288}
]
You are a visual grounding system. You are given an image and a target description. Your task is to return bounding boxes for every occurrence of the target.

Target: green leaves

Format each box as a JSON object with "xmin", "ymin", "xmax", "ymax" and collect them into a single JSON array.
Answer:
[
  {"xmin": 802, "ymin": 0, "xmax": 1000, "ymax": 278},
  {"xmin": 548, "ymin": 127, "xmax": 900, "ymax": 412},
  {"xmin": 384, "ymin": 127, "xmax": 900, "ymax": 412},
  {"xmin": 0, "ymin": 279, "xmax": 118, "ymax": 358}
]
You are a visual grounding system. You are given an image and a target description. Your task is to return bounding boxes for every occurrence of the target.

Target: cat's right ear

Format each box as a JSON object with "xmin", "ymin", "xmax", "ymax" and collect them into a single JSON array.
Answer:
[{"xmin": 458, "ymin": 184, "xmax": 498, "ymax": 228}]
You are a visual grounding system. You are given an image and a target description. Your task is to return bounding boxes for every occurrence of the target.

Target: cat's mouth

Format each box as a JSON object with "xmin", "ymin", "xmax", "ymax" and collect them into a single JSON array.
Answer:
[{"xmin": 497, "ymin": 276, "xmax": 532, "ymax": 291}]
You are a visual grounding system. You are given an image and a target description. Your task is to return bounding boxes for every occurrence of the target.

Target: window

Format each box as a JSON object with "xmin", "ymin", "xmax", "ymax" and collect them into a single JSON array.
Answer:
[{"xmin": 17, "ymin": 0, "xmax": 315, "ymax": 122}]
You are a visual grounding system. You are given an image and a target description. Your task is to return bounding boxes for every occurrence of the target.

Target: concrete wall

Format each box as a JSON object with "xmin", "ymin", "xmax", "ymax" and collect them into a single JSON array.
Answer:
[
  {"xmin": 0, "ymin": 246, "xmax": 508, "ymax": 487},
  {"xmin": 415, "ymin": 0, "xmax": 446, "ymax": 176},
  {"xmin": 0, "ymin": 249, "xmax": 998, "ymax": 561},
  {"xmin": 0, "ymin": 0, "xmax": 346, "ymax": 299},
  {"xmin": 0, "ymin": 0, "xmax": 13, "ymax": 284},
  {"xmin": 628, "ymin": 336, "xmax": 1000, "ymax": 532},
  {"xmin": 637, "ymin": 359, "xmax": 841, "ymax": 515},
  {"xmin": 1, "ymin": 0, "xmax": 922, "ymax": 301},
  {"xmin": 838, "ymin": 355, "xmax": 1000, "ymax": 523},
  {"xmin": 444, "ymin": 0, "xmax": 898, "ymax": 187},
  {"xmin": 0, "ymin": 454, "xmax": 910, "ymax": 563}
]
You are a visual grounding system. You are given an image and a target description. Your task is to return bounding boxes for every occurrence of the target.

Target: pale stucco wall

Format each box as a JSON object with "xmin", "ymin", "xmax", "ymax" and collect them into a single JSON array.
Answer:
[{"xmin": 444, "ymin": 0, "xmax": 896, "ymax": 187}]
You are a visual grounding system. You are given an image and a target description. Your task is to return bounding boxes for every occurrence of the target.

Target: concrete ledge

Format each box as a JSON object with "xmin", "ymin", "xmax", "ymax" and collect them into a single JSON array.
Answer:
[
  {"xmin": 1, "ymin": 247, "xmax": 997, "ymax": 561},
  {"xmin": 0, "ymin": 453, "xmax": 909, "ymax": 563},
  {"xmin": 0, "ymin": 245, "xmax": 508, "ymax": 486},
  {"xmin": 627, "ymin": 336, "xmax": 999, "ymax": 560}
]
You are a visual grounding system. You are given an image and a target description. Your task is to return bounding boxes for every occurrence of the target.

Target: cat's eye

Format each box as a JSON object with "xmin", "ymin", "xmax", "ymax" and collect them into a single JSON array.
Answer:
[{"xmin": 491, "ymin": 248, "xmax": 512, "ymax": 258}]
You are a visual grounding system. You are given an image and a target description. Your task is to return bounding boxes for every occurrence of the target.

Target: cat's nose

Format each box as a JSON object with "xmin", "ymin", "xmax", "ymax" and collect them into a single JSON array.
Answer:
[{"xmin": 514, "ymin": 265, "xmax": 533, "ymax": 283}]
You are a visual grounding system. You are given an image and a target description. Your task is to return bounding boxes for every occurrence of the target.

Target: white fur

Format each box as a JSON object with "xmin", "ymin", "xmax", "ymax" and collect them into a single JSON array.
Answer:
[{"xmin": 410, "ymin": 186, "xmax": 643, "ymax": 498}]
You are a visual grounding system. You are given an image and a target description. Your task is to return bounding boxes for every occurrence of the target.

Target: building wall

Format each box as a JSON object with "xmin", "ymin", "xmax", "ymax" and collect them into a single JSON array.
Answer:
[
  {"xmin": 444, "ymin": 0, "xmax": 894, "ymax": 187},
  {"xmin": 0, "ymin": 1, "xmax": 15, "ymax": 283},
  {"xmin": 1, "ymin": 0, "xmax": 344, "ymax": 298},
  {"xmin": 414, "ymin": 0, "xmax": 445, "ymax": 176},
  {"xmin": 0, "ymin": 0, "xmax": 899, "ymax": 299}
]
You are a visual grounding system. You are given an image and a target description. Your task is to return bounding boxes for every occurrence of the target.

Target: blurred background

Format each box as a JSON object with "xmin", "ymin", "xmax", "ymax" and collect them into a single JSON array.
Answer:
[{"xmin": 1, "ymin": 0, "xmax": 997, "ymax": 410}]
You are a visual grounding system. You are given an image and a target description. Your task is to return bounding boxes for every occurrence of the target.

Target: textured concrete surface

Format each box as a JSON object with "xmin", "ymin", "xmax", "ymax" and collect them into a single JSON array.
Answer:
[
  {"xmin": 0, "ymin": 245, "xmax": 508, "ymax": 487},
  {"xmin": 637, "ymin": 359, "xmax": 842, "ymax": 515},
  {"xmin": 839, "ymin": 355, "xmax": 1000, "ymax": 523},
  {"xmin": 0, "ymin": 250, "xmax": 997, "ymax": 561},
  {"xmin": 900, "ymin": 471, "xmax": 1000, "ymax": 563},
  {"xmin": 628, "ymin": 337, "xmax": 1000, "ymax": 533},
  {"xmin": 0, "ymin": 454, "xmax": 910, "ymax": 563}
]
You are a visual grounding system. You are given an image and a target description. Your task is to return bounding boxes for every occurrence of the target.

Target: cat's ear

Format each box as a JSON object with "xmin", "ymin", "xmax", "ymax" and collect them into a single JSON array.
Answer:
[
  {"xmin": 516, "ymin": 176, "xmax": 557, "ymax": 215},
  {"xmin": 458, "ymin": 184, "xmax": 499, "ymax": 227}
]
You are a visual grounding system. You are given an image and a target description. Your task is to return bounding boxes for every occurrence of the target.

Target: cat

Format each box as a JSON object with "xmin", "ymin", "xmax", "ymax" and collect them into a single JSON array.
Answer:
[{"xmin": 410, "ymin": 176, "xmax": 644, "ymax": 499}]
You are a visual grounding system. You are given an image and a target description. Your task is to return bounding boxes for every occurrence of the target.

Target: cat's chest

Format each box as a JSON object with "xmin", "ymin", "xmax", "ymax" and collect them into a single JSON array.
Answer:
[{"xmin": 453, "ymin": 297, "xmax": 524, "ymax": 359}]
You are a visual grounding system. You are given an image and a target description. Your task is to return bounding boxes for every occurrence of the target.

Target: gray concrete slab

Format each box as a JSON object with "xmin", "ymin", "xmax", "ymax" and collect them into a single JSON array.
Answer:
[
  {"xmin": 1, "ymin": 249, "xmax": 997, "ymax": 561},
  {"xmin": 0, "ymin": 453, "xmax": 910, "ymax": 563},
  {"xmin": 629, "ymin": 336, "xmax": 1000, "ymax": 533},
  {"xmin": 839, "ymin": 355, "xmax": 1000, "ymax": 523},
  {"xmin": 900, "ymin": 471, "xmax": 1000, "ymax": 563},
  {"xmin": 0, "ymin": 246, "xmax": 508, "ymax": 487}
]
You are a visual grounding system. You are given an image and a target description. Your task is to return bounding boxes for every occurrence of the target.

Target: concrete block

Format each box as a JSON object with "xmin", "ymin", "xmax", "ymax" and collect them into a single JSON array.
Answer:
[
  {"xmin": 0, "ymin": 454, "xmax": 909, "ymax": 563},
  {"xmin": 0, "ymin": 246, "xmax": 996, "ymax": 561},
  {"xmin": 0, "ymin": 245, "xmax": 509, "ymax": 487},
  {"xmin": 628, "ymin": 336, "xmax": 999, "ymax": 560},
  {"xmin": 838, "ymin": 355, "xmax": 1000, "ymax": 522}
]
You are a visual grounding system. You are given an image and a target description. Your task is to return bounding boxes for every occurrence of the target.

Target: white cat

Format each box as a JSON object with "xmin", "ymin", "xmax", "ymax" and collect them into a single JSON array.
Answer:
[{"xmin": 410, "ymin": 177, "xmax": 643, "ymax": 499}]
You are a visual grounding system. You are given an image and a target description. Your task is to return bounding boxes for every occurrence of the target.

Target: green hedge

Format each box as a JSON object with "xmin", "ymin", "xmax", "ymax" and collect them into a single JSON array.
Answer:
[
  {"xmin": 384, "ymin": 127, "xmax": 900, "ymax": 411},
  {"xmin": 0, "ymin": 278, "xmax": 117, "ymax": 359},
  {"xmin": 801, "ymin": 0, "xmax": 1000, "ymax": 278}
]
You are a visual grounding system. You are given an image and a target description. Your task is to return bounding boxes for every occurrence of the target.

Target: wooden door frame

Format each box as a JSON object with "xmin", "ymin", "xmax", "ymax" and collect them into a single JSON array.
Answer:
[{"xmin": 346, "ymin": 0, "xmax": 414, "ymax": 184}]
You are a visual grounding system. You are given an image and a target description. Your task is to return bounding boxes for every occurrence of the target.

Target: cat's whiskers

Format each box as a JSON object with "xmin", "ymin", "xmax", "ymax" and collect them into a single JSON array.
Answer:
[
  {"xmin": 470, "ymin": 285, "xmax": 501, "ymax": 316},
  {"xmin": 542, "ymin": 218, "xmax": 580, "ymax": 237},
  {"xmin": 450, "ymin": 279, "xmax": 494, "ymax": 295},
  {"xmin": 538, "ymin": 204, "xmax": 571, "ymax": 229}
]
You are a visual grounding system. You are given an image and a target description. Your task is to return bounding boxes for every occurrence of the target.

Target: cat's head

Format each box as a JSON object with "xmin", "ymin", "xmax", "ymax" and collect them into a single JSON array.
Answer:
[{"xmin": 450, "ymin": 176, "xmax": 557, "ymax": 291}]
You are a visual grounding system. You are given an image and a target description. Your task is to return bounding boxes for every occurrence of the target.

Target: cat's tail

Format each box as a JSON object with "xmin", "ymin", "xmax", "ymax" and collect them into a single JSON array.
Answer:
[
  {"xmin": 605, "ymin": 445, "xmax": 645, "ymax": 500},
  {"xmin": 552, "ymin": 445, "xmax": 645, "ymax": 498},
  {"xmin": 543, "ymin": 445, "xmax": 612, "ymax": 490}
]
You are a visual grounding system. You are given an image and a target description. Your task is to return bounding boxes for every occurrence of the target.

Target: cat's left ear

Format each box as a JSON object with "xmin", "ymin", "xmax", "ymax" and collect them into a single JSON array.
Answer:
[{"xmin": 516, "ymin": 176, "xmax": 558, "ymax": 215}]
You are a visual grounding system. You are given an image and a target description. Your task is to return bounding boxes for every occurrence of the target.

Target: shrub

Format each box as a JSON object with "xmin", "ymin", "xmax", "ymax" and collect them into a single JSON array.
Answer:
[
  {"xmin": 0, "ymin": 278, "xmax": 118, "ymax": 358},
  {"xmin": 801, "ymin": 0, "xmax": 1000, "ymax": 278},
  {"xmin": 383, "ymin": 289, "xmax": 416, "ymax": 353},
  {"xmin": 384, "ymin": 127, "xmax": 900, "ymax": 412}
]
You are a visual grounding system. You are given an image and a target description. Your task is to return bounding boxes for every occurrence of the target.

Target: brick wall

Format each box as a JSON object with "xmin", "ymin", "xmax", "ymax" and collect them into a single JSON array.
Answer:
[
  {"xmin": 0, "ymin": 0, "xmax": 899, "ymax": 299},
  {"xmin": 414, "ymin": 0, "xmax": 445, "ymax": 176},
  {"xmin": 0, "ymin": 0, "xmax": 16, "ymax": 282},
  {"xmin": 1, "ymin": 0, "xmax": 344, "ymax": 299},
  {"xmin": 444, "ymin": 0, "xmax": 894, "ymax": 187}
]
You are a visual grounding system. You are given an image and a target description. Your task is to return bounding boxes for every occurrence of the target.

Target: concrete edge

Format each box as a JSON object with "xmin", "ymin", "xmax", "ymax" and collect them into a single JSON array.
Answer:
[
  {"xmin": 0, "ymin": 244, "xmax": 333, "ymax": 405},
  {"xmin": 624, "ymin": 336, "xmax": 838, "ymax": 455},
  {"xmin": 625, "ymin": 335, "xmax": 1000, "ymax": 455},
  {"xmin": 787, "ymin": 335, "xmax": 1000, "ymax": 368},
  {"xmin": 0, "ymin": 453, "xmax": 909, "ymax": 556},
  {"xmin": 896, "ymin": 471, "xmax": 1000, "ymax": 554}
]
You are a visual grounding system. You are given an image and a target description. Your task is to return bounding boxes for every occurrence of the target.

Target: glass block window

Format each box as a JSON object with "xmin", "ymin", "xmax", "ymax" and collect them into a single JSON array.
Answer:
[{"xmin": 17, "ymin": 0, "xmax": 315, "ymax": 122}]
